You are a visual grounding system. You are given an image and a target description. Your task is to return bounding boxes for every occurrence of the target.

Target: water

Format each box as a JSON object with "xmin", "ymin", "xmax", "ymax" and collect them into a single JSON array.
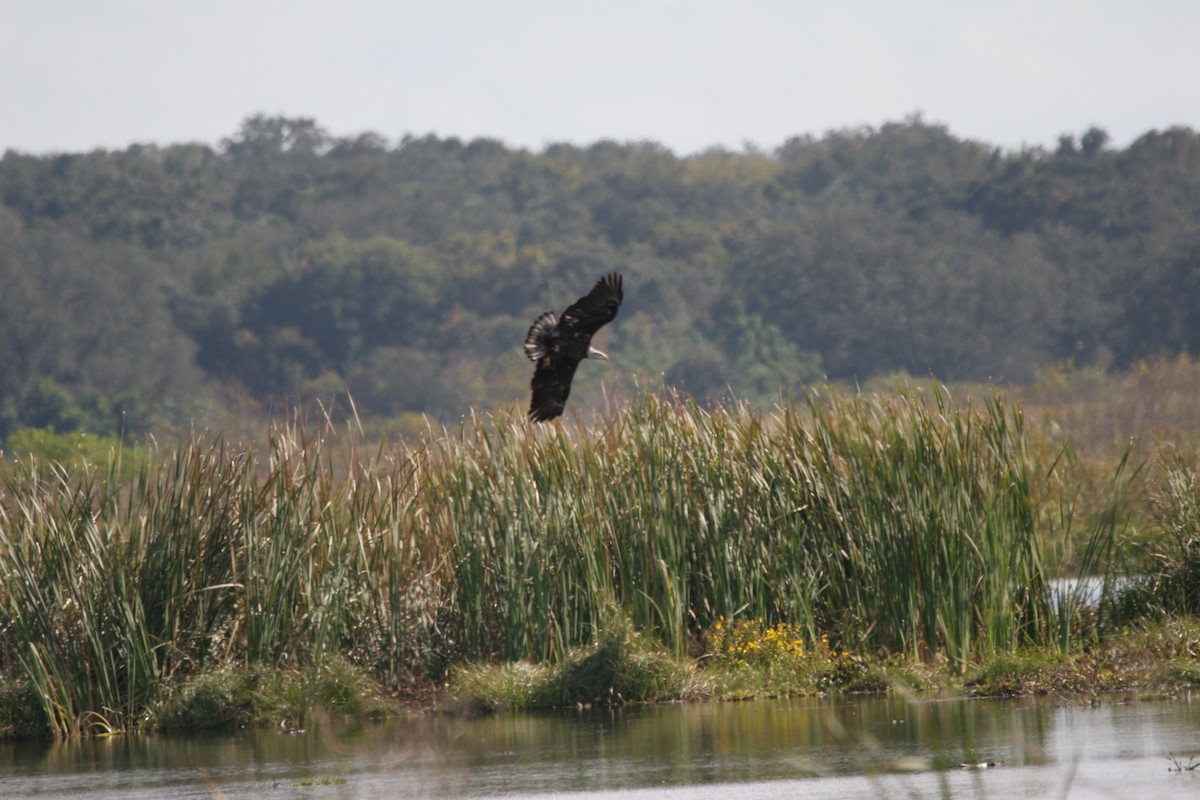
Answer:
[{"xmin": 1, "ymin": 694, "xmax": 1198, "ymax": 799}]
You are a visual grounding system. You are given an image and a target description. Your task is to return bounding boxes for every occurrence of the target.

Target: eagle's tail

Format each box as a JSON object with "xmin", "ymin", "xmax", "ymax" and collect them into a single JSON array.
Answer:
[{"xmin": 524, "ymin": 312, "xmax": 558, "ymax": 361}]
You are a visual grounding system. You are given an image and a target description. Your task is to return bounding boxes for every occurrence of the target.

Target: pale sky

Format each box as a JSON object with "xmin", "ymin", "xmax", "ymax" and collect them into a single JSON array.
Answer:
[{"xmin": 3, "ymin": 0, "xmax": 1198, "ymax": 156}]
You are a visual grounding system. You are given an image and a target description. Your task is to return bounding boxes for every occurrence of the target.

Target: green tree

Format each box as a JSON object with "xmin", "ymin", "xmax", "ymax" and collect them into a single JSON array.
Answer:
[
  {"xmin": 0, "ymin": 212, "xmax": 206, "ymax": 434},
  {"xmin": 4, "ymin": 114, "xmax": 1200, "ymax": 427},
  {"xmin": 226, "ymin": 236, "xmax": 446, "ymax": 400}
]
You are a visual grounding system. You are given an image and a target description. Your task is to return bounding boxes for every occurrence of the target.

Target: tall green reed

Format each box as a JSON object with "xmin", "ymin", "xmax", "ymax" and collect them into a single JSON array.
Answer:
[
  {"xmin": 0, "ymin": 457, "xmax": 187, "ymax": 736},
  {"xmin": 0, "ymin": 387, "xmax": 1108, "ymax": 735},
  {"xmin": 0, "ymin": 427, "xmax": 437, "ymax": 736},
  {"xmin": 426, "ymin": 388, "xmax": 1061, "ymax": 671},
  {"xmin": 769, "ymin": 389, "xmax": 1053, "ymax": 669}
]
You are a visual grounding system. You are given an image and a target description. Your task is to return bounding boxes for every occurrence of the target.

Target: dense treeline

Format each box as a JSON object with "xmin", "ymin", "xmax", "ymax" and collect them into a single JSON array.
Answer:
[{"xmin": 2, "ymin": 114, "xmax": 1199, "ymax": 439}]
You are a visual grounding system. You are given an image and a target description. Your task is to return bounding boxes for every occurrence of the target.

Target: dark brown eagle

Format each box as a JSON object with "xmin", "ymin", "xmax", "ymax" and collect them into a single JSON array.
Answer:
[{"xmin": 524, "ymin": 273, "xmax": 624, "ymax": 422}]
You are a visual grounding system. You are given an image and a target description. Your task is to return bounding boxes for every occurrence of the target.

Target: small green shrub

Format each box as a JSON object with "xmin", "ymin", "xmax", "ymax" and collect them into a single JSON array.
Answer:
[
  {"xmin": 448, "ymin": 662, "xmax": 554, "ymax": 714},
  {"xmin": 0, "ymin": 681, "xmax": 51, "ymax": 739},
  {"xmin": 149, "ymin": 659, "xmax": 391, "ymax": 731},
  {"xmin": 964, "ymin": 650, "xmax": 1064, "ymax": 696},
  {"xmin": 540, "ymin": 617, "xmax": 701, "ymax": 707},
  {"xmin": 448, "ymin": 616, "xmax": 705, "ymax": 712}
]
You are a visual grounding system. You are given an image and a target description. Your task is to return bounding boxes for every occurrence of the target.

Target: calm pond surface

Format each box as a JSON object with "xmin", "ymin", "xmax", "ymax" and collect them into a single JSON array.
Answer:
[{"xmin": 1, "ymin": 694, "xmax": 1199, "ymax": 799}]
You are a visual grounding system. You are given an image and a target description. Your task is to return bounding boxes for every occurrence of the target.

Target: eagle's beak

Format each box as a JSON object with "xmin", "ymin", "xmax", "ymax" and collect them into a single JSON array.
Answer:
[{"xmin": 587, "ymin": 346, "xmax": 609, "ymax": 361}]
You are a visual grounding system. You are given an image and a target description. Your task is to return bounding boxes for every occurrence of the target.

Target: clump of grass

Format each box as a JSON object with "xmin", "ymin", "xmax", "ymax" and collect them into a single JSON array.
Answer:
[
  {"xmin": 0, "ymin": 426, "xmax": 433, "ymax": 736},
  {"xmin": 149, "ymin": 657, "xmax": 393, "ymax": 731},
  {"xmin": 541, "ymin": 615, "xmax": 705, "ymax": 707},
  {"xmin": 963, "ymin": 649, "xmax": 1069, "ymax": 696},
  {"xmin": 1113, "ymin": 456, "xmax": 1200, "ymax": 621},
  {"xmin": 0, "ymin": 681, "xmax": 52, "ymax": 739},
  {"xmin": 1101, "ymin": 618, "xmax": 1200, "ymax": 692},
  {"xmin": 962, "ymin": 619, "xmax": 1200, "ymax": 697},
  {"xmin": 149, "ymin": 666, "xmax": 256, "ymax": 731},
  {"xmin": 447, "ymin": 614, "xmax": 706, "ymax": 713},
  {"xmin": 448, "ymin": 662, "xmax": 554, "ymax": 714},
  {"xmin": 858, "ymin": 656, "xmax": 948, "ymax": 694}
]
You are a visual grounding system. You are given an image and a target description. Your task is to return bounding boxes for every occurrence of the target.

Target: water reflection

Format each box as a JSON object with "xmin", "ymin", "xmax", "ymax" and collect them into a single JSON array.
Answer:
[
  {"xmin": 432, "ymin": 694, "xmax": 1053, "ymax": 792},
  {"xmin": 0, "ymin": 694, "xmax": 1197, "ymax": 799}
]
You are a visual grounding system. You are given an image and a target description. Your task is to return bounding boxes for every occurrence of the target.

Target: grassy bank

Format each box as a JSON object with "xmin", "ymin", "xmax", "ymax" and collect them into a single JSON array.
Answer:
[{"xmin": 1, "ymin": 374, "xmax": 1198, "ymax": 737}]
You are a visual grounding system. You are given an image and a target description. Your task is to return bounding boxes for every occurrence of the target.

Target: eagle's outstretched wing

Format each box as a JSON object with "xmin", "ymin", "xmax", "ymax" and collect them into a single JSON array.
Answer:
[{"xmin": 558, "ymin": 272, "xmax": 623, "ymax": 339}]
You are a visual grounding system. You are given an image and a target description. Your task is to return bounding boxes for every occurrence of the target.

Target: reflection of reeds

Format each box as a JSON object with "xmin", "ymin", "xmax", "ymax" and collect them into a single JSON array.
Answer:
[
  {"xmin": 1167, "ymin": 752, "xmax": 1200, "ymax": 772},
  {"xmin": 0, "ymin": 389, "xmax": 1097, "ymax": 736}
]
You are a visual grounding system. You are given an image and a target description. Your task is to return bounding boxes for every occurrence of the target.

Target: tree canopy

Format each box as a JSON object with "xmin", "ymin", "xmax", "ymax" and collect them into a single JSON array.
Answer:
[{"xmin": 3, "ymin": 114, "xmax": 1199, "ymax": 439}]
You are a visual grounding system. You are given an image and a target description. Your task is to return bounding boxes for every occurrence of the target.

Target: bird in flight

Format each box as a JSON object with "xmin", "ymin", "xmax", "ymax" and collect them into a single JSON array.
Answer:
[{"xmin": 524, "ymin": 273, "xmax": 624, "ymax": 422}]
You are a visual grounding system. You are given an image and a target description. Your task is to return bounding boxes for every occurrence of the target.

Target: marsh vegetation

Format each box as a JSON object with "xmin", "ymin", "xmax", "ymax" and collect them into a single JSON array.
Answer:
[{"xmin": 3, "ymin": 363, "xmax": 1200, "ymax": 738}]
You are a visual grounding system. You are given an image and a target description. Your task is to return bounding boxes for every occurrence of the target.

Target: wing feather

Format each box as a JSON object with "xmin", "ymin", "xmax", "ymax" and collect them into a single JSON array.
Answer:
[{"xmin": 558, "ymin": 273, "xmax": 623, "ymax": 337}]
